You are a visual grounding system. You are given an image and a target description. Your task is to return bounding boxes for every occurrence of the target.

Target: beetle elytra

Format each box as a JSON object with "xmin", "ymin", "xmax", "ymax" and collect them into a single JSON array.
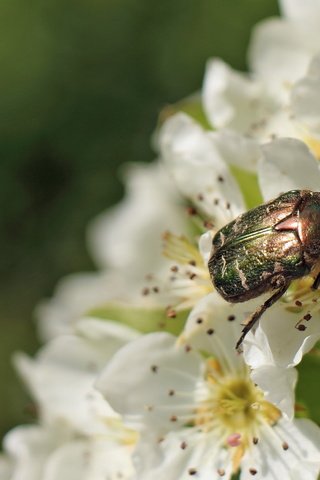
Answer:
[{"xmin": 208, "ymin": 190, "xmax": 320, "ymax": 349}]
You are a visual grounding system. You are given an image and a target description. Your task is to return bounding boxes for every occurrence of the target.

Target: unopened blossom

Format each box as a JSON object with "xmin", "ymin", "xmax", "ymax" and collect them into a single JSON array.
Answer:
[{"xmin": 97, "ymin": 293, "xmax": 320, "ymax": 479}]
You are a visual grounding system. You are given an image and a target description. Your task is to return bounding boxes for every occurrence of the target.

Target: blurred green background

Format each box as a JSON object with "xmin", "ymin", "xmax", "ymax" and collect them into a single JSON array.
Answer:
[{"xmin": 0, "ymin": 0, "xmax": 278, "ymax": 438}]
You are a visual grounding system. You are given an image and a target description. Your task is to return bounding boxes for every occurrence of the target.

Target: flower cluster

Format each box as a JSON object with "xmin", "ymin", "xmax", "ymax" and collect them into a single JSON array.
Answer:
[{"xmin": 2, "ymin": 1, "xmax": 320, "ymax": 479}]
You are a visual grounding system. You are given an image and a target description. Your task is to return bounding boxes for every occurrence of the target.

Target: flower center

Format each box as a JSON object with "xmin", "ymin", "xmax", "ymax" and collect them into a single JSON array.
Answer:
[
  {"xmin": 194, "ymin": 359, "xmax": 281, "ymax": 471},
  {"xmin": 161, "ymin": 231, "xmax": 213, "ymax": 311},
  {"xmin": 198, "ymin": 375, "xmax": 280, "ymax": 433},
  {"xmin": 304, "ymin": 135, "xmax": 320, "ymax": 161},
  {"xmin": 214, "ymin": 378, "xmax": 261, "ymax": 431}
]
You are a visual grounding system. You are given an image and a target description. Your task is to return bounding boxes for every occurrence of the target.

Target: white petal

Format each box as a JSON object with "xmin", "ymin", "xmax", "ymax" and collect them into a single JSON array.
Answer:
[
  {"xmin": 159, "ymin": 112, "xmax": 245, "ymax": 225},
  {"xmin": 210, "ymin": 129, "xmax": 261, "ymax": 172},
  {"xmin": 292, "ymin": 54, "xmax": 320, "ymax": 137},
  {"xmin": 280, "ymin": 0, "xmax": 320, "ymax": 25},
  {"xmin": 202, "ymin": 58, "xmax": 270, "ymax": 134},
  {"xmin": 87, "ymin": 162, "xmax": 186, "ymax": 276},
  {"xmin": 258, "ymin": 137, "xmax": 320, "ymax": 201},
  {"xmin": 3, "ymin": 425, "xmax": 69, "ymax": 480},
  {"xmin": 249, "ymin": 19, "xmax": 317, "ymax": 100},
  {"xmin": 44, "ymin": 439, "xmax": 134, "ymax": 480},
  {"xmin": 96, "ymin": 332, "xmax": 202, "ymax": 434},
  {"xmin": 75, "ymin": 317, "xmax": 140, "ymax": 345},
  {"xmin": 241, "ymin": 418, "xmax": 320, "ymax": 479},
  {"xmin": 35, "ymin": 271, "xmax": 129, "ymax": 341},
  {"xmin": 276, "ymin": 418, "xmax": 320, "ymax": 463},
  {"xmin": 134, "ymin": 431, "xmax": 232, "ymax": 480},
  {"xmin": 198, "ymin": 231, "xmax": 212, "ymax": 265},
  {"xmin": 243, "ymin": 301, "xmax": 320, "ymax": 369},
  {"xmin": 250, "ymin": 365, "xmax": 297, "ymax": 419},
  {"xmin": 0, "ymin": 455, "xmax": 12, "ymax": 480},
  {"xmin": 14, "ymin": 319, "xmax": 138, "ymax": 435},
  {"xmin": 181, "ymin": 292, "xmax": 260, "ymax": 374}
]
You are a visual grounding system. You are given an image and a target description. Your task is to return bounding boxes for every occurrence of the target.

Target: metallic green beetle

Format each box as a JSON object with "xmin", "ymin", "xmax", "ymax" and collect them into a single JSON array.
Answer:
[{"xmin": 208, "ymin": 190, "xmax": 320, "ymax": 349}]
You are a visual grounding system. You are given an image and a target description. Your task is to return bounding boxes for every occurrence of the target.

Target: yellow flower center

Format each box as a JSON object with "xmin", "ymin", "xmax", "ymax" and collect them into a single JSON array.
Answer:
[
  {"xmin": 194, "ymin": 359, "xmax": 281, "ymax": 473},
  {"xmin": 304, "ymin": 135, "xmax": 320, "ymax": 160},
  {"xmin": 161, "ymin": 231, "xmax": 213, "ymax": 311}
]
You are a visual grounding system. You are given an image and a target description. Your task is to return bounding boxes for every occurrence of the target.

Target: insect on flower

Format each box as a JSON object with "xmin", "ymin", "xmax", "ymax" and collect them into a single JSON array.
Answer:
[{"xmin": 208, "ymin": 190, "xmax": 320, "ymax": 349}]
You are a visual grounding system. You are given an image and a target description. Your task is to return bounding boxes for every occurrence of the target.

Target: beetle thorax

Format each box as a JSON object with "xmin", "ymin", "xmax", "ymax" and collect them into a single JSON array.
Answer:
[{"xmin": 298, "ymin": 193, "xmax": 320, "ymax": 264}]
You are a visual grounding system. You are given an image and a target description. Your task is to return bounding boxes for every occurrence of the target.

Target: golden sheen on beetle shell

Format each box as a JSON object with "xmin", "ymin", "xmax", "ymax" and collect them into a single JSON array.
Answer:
[{"xmin": 208, "ymin": 190, "xmax": 320, "ymax": 349}]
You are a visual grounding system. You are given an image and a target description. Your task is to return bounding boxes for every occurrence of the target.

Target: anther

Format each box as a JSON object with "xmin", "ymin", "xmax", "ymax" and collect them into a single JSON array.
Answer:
[
  {"xmin": 187, "ymin": 207, "xmax": 197, "ymax": 216},
  {"xmin": 297, "ymin": 324, "xmax": 306, "ymax": 331},
  {"xmin": 167, "ymin": 309, "xmax": 177, "ymax": 318},
  {"xmin": 188, "ymin": 468, "xmax": 197, "ymax": 476},
  {"xmin": 204, "ymin": 220, "xmax": 214, "ymax": 229}
]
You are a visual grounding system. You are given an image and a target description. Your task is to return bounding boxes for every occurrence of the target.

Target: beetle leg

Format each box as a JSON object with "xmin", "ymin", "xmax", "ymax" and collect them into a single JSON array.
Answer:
[
  {"xmin": 236, "ymin": 282, "xmax": 290, "ymax": 351},
  {"xmin": 312, "ymin": 272, "xmax": 320, "ymax": 290}
]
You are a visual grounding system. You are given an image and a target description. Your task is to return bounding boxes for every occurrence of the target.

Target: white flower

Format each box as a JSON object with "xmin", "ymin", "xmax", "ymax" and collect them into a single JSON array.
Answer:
[
  {"xmin": 14, "ymin": 318, "xmax": 139, "ymax": 436},
  {"xmin": 36, "ymin": 161, "xmax": 188, "ymax": 341},
  {"xmin": 87, "ymin": 161, "xmax": 186, "ymax": 276},
  {"xmin": 159, "ymin": 98, "xmax": 320, "ymax": 388},
  {"xmin": 291, "ymin": 53, "xmax": 320, "ymax": 139},
  {"xmin": 158, "ymin": 112, "xmax": 245, "ymax": 224},
  {"xmin": 249, "ymin": 0, "xmax": 320, "ymax": 99},
  {"xmin": 4, "ymin": 319, "xmax": 139, "ymax": 479},
  {"xmin": 1, "ymin": 425, "xmax": 70, "ymax": 480},
  {"xmin": 97, "ymin": 293, "xmax": 320, "ymax": 479},
  {"xmin": 42, "ymin": 437, "xmax": 135, "ymax": 480},
  {"xmin": 202, "ymin": 57, "xmax": 299, "ymax": 147},
  {"xmin": 202, "ymin": 2, "xmax": 320, "ymax": 156},
  {"xmin": 1, "ymin": 425, "xmax": 135, "ymax": 480}
]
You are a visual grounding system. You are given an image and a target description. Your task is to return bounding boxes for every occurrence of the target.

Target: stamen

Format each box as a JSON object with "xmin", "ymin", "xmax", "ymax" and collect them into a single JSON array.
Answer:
[{"xmin": 160, "ymin": 231, "xmax": 212, "ymax": 312}]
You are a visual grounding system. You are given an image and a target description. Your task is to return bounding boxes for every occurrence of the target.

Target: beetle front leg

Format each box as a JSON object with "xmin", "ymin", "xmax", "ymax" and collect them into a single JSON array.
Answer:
[
  {"xmin": 312, "ymin": 272, "xmax": 320, "ymax": 290},
  {"xmin": 236, "ymin": 282, "xmax": 290, "ymax": 351}
]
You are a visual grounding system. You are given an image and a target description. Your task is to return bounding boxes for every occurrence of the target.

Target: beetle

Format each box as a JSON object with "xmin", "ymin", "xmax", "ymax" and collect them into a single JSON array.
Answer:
[{"xmin": 208, "ymin": 190, "xmax": 320, "ymax": 349}]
